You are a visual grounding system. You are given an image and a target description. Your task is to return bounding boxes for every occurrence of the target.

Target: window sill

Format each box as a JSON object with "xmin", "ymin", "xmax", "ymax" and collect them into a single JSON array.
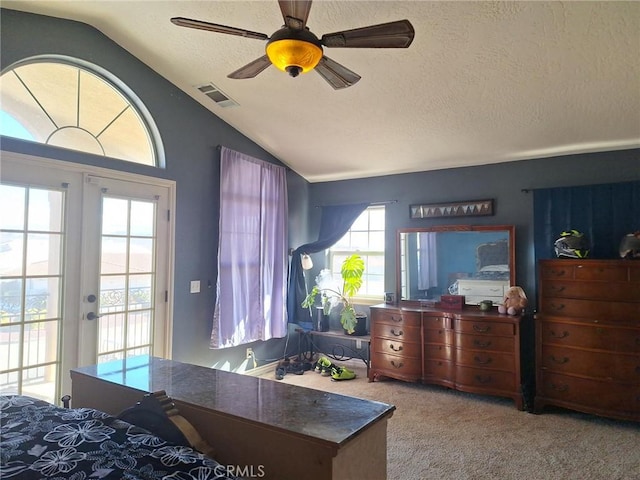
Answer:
[{"xmin": 351, "ymin": 296, "xmax": 385, "ymax": 307}]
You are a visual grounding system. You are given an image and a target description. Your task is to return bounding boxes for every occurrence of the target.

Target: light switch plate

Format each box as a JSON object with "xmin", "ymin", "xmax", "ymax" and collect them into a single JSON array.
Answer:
[{"xmin": 190, "ymin": 280, "xmax": 200, "ymax": 294}]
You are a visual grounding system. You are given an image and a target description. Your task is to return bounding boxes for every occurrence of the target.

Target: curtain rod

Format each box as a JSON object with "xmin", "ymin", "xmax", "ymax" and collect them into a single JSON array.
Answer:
[{"xmin": 314, "ymin": 200, "xmax": 398, "ymax": 208}]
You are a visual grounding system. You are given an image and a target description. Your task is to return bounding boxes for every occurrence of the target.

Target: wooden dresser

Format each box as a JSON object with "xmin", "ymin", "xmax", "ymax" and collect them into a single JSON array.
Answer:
[
  {"xmin": 534, "ymin": 259, "xmax": 640, "ymax": 422},
  {"xmin": 370, "ymin": 305, "xmax": 525, "ymax": 410}
]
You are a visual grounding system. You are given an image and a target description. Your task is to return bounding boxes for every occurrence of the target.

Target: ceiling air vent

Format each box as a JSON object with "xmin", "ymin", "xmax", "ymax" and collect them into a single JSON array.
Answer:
[{"xmin": 196, "ymin": 83, "xmax": 238, "ymax": 108}]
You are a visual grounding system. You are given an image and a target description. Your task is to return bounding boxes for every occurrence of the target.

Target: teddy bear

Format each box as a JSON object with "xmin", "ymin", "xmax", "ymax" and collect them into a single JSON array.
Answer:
[{"xmin": 498, "ymin": 286, "xmax": 527, "ymax": 315}]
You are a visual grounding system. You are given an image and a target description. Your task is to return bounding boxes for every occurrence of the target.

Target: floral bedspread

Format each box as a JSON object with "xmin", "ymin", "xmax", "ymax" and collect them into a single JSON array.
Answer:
[{"xmin": 0, "ymin": 395, "xmax": 239, "ymax": 480}]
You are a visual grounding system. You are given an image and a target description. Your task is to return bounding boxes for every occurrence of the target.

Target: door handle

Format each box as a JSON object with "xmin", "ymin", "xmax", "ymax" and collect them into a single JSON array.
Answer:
[{"xmin": 86, "ymin": 312, "xmax": 100, "ymax": 321}]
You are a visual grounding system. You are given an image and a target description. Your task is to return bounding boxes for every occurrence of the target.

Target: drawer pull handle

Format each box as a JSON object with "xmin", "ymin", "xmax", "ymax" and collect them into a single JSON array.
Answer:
[
  {"xmin": 390, "ymin": 360, "xmax": 404, "ymax": 369},
  {"xmin": 549, "ymin": 269, "xmax": 566, "ymax": 277},
  {"xmin": 389, "ymin": 344, "xmax": 403, "ymax": 352},
  {"xmin": 390, "ymin": 316, "xmax": 402, "ymax": 323},
  {"xmin": 473, "ymin": 324, "xmax": 490, "ymax": 333},
  {"xmin": 390, "ymin": 329, "xmax": 403, "ymax": 337},
  {"xmin": 473, "ymin": 340, "xmax": 492, "ymax": 348},
  {"xmin": 475, "ymin": 375, "xmax": 492, "ymax": 384},
  {"xmin": 550, "ymin": 355, "xmax": 569, "ymax": 364},
  {"xmin": 550, "ymin": 330, "xmax": 569, "ymax": 339},
  {"xmin": 550, "ymin": 383, "xmax": 568, "ymax": 392},
  {"xmin": 550, "ymin": 303, "xmax": 565, "ymax": 311},
  {"xmin": 551, "ymin": 286, "xmax": 566, "ymax": 293},
  {"xmin": 474, "ymin": 356, "xmax": 492, "ymax": 365}
]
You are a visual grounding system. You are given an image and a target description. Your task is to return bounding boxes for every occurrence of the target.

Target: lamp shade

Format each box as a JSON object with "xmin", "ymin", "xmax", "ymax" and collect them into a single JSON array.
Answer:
[
  {"xmin": 301, "ymin": 253, "xmax": 314, "ymax": 270},
  {"xmin": 266, "ymin": 39, "xmax": 323, "ymax": 76}
]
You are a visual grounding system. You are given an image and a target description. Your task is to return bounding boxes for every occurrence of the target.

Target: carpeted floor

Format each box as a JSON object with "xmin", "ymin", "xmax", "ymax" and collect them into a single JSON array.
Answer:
[{"xmin": 261, "ymin": 358, "xmax": 640, "ymax": 480}]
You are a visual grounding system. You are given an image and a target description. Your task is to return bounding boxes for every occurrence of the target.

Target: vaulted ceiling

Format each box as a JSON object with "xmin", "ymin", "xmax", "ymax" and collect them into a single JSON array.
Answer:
[{"xmin": 3, "ymin": 1, "xmax": 639, "ymax": 182}]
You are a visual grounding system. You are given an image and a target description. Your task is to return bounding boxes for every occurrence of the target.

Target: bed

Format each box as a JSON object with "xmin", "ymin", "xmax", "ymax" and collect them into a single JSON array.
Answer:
[
  {"xmin": 0, "ymin": 394, "xmax": 240, "ymax": 480},
  {"xmin": 448, "ymin": 239, "xmax": 511, "ymax": 304}
]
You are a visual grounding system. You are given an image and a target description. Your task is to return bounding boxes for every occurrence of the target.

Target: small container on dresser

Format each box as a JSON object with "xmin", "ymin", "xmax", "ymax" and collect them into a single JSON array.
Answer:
[{"xmin": 534, "ymin": 259, "xmax": 640, "ymax": 422}]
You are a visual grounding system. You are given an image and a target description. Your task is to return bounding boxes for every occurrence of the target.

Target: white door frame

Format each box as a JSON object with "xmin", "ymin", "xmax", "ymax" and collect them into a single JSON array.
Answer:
[{"xmin": 0, "ymin": 150, "xmax": 175, "ymax": 397}]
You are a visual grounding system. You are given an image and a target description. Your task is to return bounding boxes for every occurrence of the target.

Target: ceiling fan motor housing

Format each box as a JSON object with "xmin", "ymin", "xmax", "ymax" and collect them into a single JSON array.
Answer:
[{"xmin": 266, "ymin": 27, "xmax": 323, "ymax": 77}]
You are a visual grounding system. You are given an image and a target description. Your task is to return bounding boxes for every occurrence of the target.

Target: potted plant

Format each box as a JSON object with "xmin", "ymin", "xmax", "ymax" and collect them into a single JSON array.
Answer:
[{"xmin": 302, "ymin": 253, "xmax": 367, "ymax": 335}]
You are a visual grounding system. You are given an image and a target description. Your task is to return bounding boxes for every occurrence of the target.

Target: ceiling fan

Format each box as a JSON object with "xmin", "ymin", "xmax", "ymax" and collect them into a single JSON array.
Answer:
[{"xmin": 171, "ymin": 0, "xmax": 415, "ymax": 90}]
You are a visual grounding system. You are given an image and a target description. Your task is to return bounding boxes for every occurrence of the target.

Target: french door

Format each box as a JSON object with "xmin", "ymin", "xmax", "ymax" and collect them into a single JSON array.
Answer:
[{"xmin": 0, "ymin": 152, "xmax": 174, "ymax": 404}]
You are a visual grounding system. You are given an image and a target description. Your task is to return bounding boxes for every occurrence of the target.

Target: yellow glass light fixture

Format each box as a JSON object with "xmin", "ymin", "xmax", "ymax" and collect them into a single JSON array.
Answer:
[{"xmin": 265, "ymin": 28, "xmax": 323, "ymax": 78}]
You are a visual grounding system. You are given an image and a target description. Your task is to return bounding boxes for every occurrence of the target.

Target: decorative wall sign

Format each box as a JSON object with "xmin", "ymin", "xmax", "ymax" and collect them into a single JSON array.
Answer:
[{"xmin": 410, "ymin": 199, "xmax": 493, "ymax": 219}]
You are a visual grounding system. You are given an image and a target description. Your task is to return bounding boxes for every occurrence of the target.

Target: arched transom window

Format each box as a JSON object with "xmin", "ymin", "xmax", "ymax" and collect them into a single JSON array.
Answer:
[{"xmin": 1, "ymin": 58, "xmax": 162, "ymax": 167}]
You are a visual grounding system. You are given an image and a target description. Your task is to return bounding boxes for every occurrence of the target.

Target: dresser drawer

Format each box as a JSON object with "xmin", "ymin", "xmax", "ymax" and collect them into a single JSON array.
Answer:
[
  {"xmin": 540, "ymin": 262, "xmax": 630, "ymax": 282},
  {"xmin": 371, "ymin": 352, "xmax": 421, "ymax": 376},
  {"xmin": 540, "ymin": 280, "xmax": 640, "ymax": 303},
  {"xmin": 455, "ymin": 348, "xmax": 515, "ymax": 372},
  {"xmin": 455, "ymin": 333, "xmax": 515, "ymax": 353},
  {"xmin": 423, "ymin": 327, "xmax": 453, "ymax": 345},
  {"xmin": 540, "ymin": 321, "xmax": 640, "ymax": 353},
  {"xmin": 372, "ymin": 337, "xmax": 421, "ymax": 358},
  {"xmin": 424, "ymin": 359, "xmax": 453, "ymax": 380},
  {"xmin": 372, "ymin": 309, "xmax": 421, "ymax": 327},
  {"xmin": 455, "ymin": 365, "xmax": 515, "ymax": 391},
  {"xmin": 539, "ymin": 297, "xmax": 640, "ymax": 323},
  {"xmin": 456, "ymin": 319, "xmax": 515, "ymax": 337},
  {"xmin": 424, "ymin": 343, "xmax": 453, "ymax": 360},
  {"xmin": 539, "ymin": 345, "xmax": 640, "ymax": 382},
  {"xmin": 422, "ymin": 314, "xmax": 449, "ymax": 330},
  {"xmin": 538, "ymin": 371, "xmax": 640, "ymax": 419},
  {"xmin": 373, "ymin": 323, "xmax": 420, "ymax": 341}
]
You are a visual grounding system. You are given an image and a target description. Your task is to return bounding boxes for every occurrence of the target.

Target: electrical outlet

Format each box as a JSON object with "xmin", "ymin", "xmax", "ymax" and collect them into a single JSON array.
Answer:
[{"xmin": 246, "ymin": 347, "xmax": 253, "ymax": 359}]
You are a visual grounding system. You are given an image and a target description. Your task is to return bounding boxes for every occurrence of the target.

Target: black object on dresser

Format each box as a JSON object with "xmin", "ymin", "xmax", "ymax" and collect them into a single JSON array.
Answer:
[{"xmin": 534, "ymin": 259, "xmax": 640, "ymax": 422}]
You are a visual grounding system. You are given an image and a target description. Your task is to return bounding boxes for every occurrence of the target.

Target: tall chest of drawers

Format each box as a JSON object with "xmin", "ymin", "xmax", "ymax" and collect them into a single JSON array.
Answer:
[
  {"xmin": 370, "ymin": 305, "xmax": 524, "ymax": 410},
  {"xmin": 535, "ymin": 259, "xmax": 640, "ymax": 421}
]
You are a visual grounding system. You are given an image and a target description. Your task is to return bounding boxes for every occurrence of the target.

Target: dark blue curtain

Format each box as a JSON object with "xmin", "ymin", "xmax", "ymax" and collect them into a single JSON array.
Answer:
[
  {"xmin": 533, "ymin": 181, "xmax": 640, "ymax": 262},
  {"xmin": 287, "ymin": 202, "xmax": 369, "ymax": 326}
]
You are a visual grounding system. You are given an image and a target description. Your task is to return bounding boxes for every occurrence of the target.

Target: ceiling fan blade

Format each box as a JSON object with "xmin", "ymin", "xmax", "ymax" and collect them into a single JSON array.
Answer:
[
  {"xmin": 315, "ymin": 56, "xmax": 361, "ymax": 90},
  {"xmin": 171, "ymin": 17, "xmax": 269, "ymax": 41},
  {"xmin": 321, "ymin": 19, "xmax": 415, "ymax": 48},
  {"xmin": 278, "ymin": 0, "xmax": 313, "ymax": 30},
  {"xmin": 228, "ymin": 55, "xmax": 273, "ymax": 79}
]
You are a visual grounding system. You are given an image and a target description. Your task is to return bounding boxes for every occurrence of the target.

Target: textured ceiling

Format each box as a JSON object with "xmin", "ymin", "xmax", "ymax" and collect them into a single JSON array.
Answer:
[{"xmin": 3, "ymin": 1, "xmax": 639, "ymax": 182}]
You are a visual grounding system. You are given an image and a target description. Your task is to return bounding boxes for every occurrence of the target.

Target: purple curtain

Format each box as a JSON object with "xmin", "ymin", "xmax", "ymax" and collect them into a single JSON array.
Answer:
[{"xmin": 210, "ymin": 147, "xmax": 288, "ymax": 348}]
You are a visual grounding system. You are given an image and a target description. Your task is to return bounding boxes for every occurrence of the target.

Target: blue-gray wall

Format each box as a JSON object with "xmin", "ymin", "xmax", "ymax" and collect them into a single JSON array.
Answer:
[
  {"xmin": 307, "ymin": 149, "xmax": 640, "ymax": 311},
  {"xmin": 1, "ymin": 8, "xmax": 309, "ymax": 368}
]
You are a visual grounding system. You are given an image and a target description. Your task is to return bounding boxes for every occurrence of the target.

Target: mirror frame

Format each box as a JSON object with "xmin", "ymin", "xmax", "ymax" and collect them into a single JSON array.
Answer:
[{"xmin": 396, "ymin": 224, "xmax": 515, "ymax": 306}]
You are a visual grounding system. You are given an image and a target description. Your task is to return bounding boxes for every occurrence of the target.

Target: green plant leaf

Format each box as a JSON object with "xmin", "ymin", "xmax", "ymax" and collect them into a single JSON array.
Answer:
[{"xmin": 341, "ymin": 254, "xmax": 364, "ymax": 299}]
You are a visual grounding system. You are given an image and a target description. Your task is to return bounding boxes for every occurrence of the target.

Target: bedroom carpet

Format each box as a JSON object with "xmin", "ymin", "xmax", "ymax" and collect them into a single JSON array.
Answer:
[{"xmin": 260, "ymin": 359, "xmax": 640, "ymax": 480}]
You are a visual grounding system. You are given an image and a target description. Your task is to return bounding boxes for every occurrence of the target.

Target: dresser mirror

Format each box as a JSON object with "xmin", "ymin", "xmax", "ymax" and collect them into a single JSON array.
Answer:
[{"xmin": 397, "ymin": 225, "xmax": 515, "ymax": 305}]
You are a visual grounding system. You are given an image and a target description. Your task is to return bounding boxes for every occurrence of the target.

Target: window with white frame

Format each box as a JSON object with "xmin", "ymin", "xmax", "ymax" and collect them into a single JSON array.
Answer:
[{"xmin": 327, "ymin": 206, "xmax": 385, "ymax": 299}]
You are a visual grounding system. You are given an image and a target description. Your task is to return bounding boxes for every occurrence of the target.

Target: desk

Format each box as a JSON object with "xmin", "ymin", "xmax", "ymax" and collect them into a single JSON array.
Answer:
[{"xmin": 71, "ymin": 355, "xmax": 394, "ymax": 480}]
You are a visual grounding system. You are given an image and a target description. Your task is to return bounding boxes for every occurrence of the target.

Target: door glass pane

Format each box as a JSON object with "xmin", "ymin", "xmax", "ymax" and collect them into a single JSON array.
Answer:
[
  {"xmin": 26, "ymin": 233, "xmax": 62, "ymax": 276},
  {"xmin": 102, "ymin": 197, "xmax": 128, "ymax": 235},
  {"xmin": 0, "ymin": 232, "xmax": 24, "ymax": 275},
  {"xmin": 130, "ymin": 201, "xmax": 154, "ymax": 236},
  {"xmin": 100, "ymin": 275, "xmax": 125, "ymax": 314},
  {"xmin": 28, "ymin": 189, "xmax": 63, "ymax": 232},
  {"xmin": 0, "ymin": 184, "xmax": 64, "ymax": 404},
  {"xmin": 97, "ymin": 196, "xmax": 156, "ymax": 363},
  {"xmin": 101, "ymin": 237, "xmax": 128, "ymax": 274},
  {"xmin": 0, "ymin": 185, "xmax": 26, "ymax": 229},
  {"xmin": 130, "ymin": 238, "xmax": 153, "ymax": 272},
  {"xmin": 0, "ymin": 279, "xmax": 23, "ymax": 324}
]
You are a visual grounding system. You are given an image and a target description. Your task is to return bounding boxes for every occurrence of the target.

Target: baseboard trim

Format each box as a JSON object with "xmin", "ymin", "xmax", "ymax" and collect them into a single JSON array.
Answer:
[{"xmin": 242, "ymin": 361, "xmax": 280, "ymax": 377}]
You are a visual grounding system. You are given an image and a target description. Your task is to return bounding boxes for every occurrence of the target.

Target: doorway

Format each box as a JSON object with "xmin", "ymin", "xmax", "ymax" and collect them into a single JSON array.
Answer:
[{"xmin": 0, "ymin": 151, "xmax": 174, "ymax": 403}]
